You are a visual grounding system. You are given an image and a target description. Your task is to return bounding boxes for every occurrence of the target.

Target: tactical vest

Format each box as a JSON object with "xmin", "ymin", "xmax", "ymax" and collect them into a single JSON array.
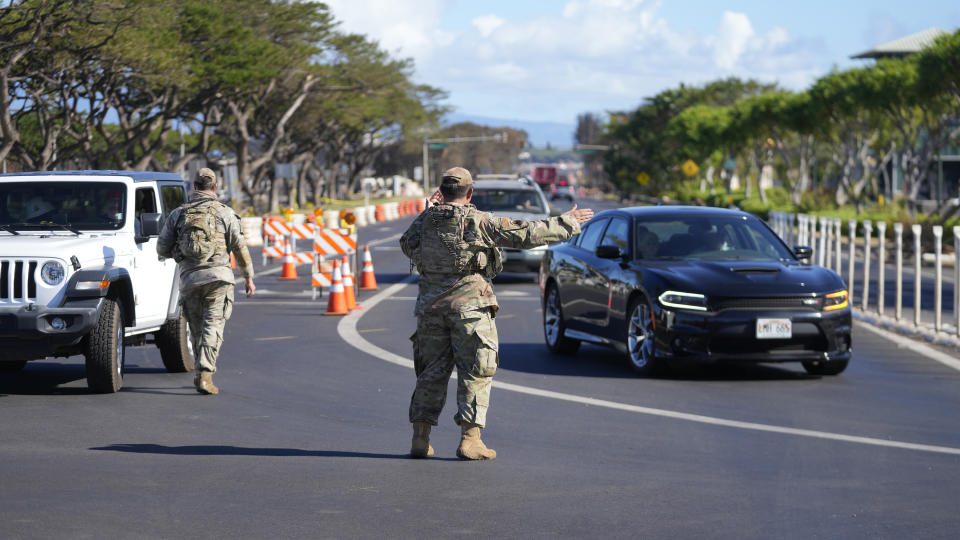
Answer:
[{"xmin": 418, "ymin": 204, "xmax": 502, "ymax": 279}]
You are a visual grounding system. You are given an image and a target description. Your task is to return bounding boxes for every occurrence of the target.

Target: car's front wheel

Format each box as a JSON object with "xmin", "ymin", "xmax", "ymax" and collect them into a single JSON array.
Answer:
[
  {"xmin": 801, "ymin": 358, "xmax": 849, "ymax": 376},
  {"xmin": 626, "ymin": 296, "xmax": 663, "ymax": 375},
  {"xmin": 84, "ymin": 297, "xmax": 125, "ymax": 393},
  {"xmin": 543, "ymin": 283, "xmax": 579, "ymax": 354}
]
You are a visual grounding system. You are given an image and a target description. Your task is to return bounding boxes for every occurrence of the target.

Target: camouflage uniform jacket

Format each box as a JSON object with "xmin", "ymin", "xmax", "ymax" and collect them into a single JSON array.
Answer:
[
  {"xmin": 157, "ymin": 191, "xmax": 254, "ymax": 292},
  {"xmin": 400, "ymin": 202, "xmax": 581, "ymax": 316}
]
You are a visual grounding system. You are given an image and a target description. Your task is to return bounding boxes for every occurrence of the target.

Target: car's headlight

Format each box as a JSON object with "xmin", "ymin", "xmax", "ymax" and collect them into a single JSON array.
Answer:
[
  {"xmin": 658, "ymin": 291, "xmax": 708, "ymax": 311},
  {"xmin": 823, "ymin": 290, "xmax": 848, "ymax": 311},
  {"xmin": 41, "ymin": 261, "xmax": 65, "ymax": 285}
]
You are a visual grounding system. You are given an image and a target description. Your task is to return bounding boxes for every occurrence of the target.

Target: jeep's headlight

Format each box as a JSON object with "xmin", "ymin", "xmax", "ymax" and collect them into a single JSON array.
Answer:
[
  {"xmin": 41, "ymin": 261, "xmax": 65, "ymax": 285},
  {"xmin": 658, "ymin": 291, "xmax": 708, "ymax": 311},
  {"xmin": 823, "ymin": 290, "xmax": 848, "ymax": 311}
]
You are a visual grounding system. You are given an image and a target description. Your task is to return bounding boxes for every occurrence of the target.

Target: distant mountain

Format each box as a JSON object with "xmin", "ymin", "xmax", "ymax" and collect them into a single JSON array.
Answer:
[{"xmin": 443, "ymin": 113, "xmax": 576, "ymax": 149}]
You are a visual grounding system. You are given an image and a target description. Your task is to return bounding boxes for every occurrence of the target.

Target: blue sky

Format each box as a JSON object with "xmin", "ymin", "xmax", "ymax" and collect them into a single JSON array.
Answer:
[{"xmin": 326, "ymin": 1, "xmax": 959, "ymax": 142}]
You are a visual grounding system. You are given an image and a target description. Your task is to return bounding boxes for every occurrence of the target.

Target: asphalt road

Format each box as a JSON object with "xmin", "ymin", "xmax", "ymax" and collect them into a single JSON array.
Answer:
[{"xmin": 2, "ymin": 197, "xmax": 960, "ymax": 539}]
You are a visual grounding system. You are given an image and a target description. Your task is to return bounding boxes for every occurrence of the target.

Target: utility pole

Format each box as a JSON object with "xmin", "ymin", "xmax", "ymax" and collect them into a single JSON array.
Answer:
[{"xmin": 421, "ymin": 132, "xmax": 507, "ymax": 193}]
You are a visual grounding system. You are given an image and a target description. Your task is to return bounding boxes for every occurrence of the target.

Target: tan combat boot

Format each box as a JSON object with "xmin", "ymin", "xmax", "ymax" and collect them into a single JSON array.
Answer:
[
  {"xmin": 196, "ymin": 371, "xmax": 219, "ymax": 395},
  {"xmin": 410, "ymin": 422, "xmax": 435, "ymax": 458},
  {"xmin": 456, "ymin": 423, "xmax": 496, "ymax": 460}
]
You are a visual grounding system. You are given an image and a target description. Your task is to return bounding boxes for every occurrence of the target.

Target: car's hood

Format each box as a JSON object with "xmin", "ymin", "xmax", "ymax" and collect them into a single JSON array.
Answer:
[
  {"xmin": 638, "ymin": 259, "xmax": 845, "ymax": 296},
  {"xmin": 0, "ymin": 233, "xmax": 126, "ymax": 266}
]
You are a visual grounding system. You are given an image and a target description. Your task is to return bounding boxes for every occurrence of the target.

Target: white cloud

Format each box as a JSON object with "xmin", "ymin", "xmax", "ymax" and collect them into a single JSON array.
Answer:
[
  {"xmin": 323, "ymin": 0, "xmax": 447, "ymax": 61},
  {"xmin": 713, "ymin": 11, "xmax": 754, "ymax": 70},
  {"xmin": 324, "ymin": 0, "xmax": 827, "ymax": 128},
  {"xmin": 472, "ymin": 14, "xmax": 504, "ymax": 38}
]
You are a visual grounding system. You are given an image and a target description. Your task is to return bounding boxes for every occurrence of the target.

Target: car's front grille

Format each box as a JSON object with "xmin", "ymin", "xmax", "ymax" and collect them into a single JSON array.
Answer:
[
  {"xmin": 712, "ymin": 296, "xmax": 820, "ymax": 311},
  {"xmin": 0, "ymin": 259, "xmax": 38, "ymax": 303}
]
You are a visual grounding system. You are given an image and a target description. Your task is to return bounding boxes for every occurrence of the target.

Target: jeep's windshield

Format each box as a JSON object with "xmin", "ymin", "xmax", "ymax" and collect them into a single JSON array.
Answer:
[{"xmin": 0, "ymin": 181, "xmax": 126, "ymax": 231}]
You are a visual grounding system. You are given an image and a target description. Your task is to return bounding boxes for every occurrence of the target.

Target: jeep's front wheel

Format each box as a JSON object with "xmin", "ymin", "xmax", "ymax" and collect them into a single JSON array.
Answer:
[
  {"xmin": 84, "ymin": 297, "xmax": 125, "ymax": 393},
  {"xmin": 157, "ymin": 311, "xmax": 194, "ymax": 373}
]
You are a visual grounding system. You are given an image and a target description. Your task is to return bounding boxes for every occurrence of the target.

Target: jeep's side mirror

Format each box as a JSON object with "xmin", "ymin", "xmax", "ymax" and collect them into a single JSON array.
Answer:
[
  {"xmin": 549, "ymin": 206, "xmax": 562, "ymax": 217},
  {"xmin": 140, "ymin": 213, "xmax": 163, "ymax": 237},
  {"xmin": 794, "ymin": 245, "xmax": 813, "ymax": 261},
  {"xmin": 595, "ymin": 245, "xmax": 622, "ymax": 259}
]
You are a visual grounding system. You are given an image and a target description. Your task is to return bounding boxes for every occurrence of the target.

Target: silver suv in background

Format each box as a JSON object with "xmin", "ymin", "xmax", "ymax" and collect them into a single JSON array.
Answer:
[{"xmin": 470, "ymin": 175, "xmax": 556, "ymax": 274}]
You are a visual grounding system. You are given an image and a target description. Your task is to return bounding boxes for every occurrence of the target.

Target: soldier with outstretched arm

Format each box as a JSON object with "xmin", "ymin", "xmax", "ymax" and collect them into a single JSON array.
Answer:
[
  {"xmin": 157, "ymin": 168, "xmax": 256, "ymax": 395},
  {"xmin": 400, "ymin": 167, "xmax": 593, "ymax": 460}
]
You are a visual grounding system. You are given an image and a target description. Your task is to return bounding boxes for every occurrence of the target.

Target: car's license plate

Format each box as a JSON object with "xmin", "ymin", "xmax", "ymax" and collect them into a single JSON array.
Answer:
[{"xmin": 756, "ymin": 318, "xmax": 792, "ymax": 339}]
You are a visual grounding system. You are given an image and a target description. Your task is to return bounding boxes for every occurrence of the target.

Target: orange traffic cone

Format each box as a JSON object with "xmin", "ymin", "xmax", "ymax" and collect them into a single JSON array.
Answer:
[
  {"xmin": 278, "ymin": 239, "xmax": 298, "ymax": 280},
  {"xmin": 359, "ymin": 245, "xmax": 378, "ymax": 290},
  {"xmin": 341, "ymin": 255, "xmax": 362, "ymax": 310},
  {"xmin": 323, "ymin": 260, "xmax": 348, "ymax": 316}
]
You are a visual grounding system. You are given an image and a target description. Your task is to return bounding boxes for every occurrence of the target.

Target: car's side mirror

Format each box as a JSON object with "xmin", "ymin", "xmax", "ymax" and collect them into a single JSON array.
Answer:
[
  {"xmin": 549, "ymin": 206, "xmax": 562, "ymax": 217},
  {"xmin": 139, "ymin": 212, "xmax": 163, "ymax": 238},
  {"xmin": 794, "ymin": 245, "xmax": 813, "ymax": 260},
  {"xmin": 595, "ymin": 245, "xmax": 622, "ymax": 259}
]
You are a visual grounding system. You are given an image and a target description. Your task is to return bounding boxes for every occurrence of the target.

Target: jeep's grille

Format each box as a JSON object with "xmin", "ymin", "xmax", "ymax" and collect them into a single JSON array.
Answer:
[{"xmin": 0, "ymin": 259, "xmax": 38, "ymax": 303}]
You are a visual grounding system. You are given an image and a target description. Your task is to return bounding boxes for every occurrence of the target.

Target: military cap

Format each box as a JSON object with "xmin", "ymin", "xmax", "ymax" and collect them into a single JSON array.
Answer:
[
  {"xmin": 441, "ymin": 167, "xmax": 472, "ymax": 187},
  {"xmin": 198, "ymin": 167, "xmax": 216, "ymax": 181}
]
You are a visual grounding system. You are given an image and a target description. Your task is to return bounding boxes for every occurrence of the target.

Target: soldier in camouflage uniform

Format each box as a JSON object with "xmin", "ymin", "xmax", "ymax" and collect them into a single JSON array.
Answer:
[
  {"xmin": 157, "ymin": 168, "xmax": 256, "ymax": 395},
  {"xmin": 400, "ymin": 167, "xmax": 593, "ymax": 460}
]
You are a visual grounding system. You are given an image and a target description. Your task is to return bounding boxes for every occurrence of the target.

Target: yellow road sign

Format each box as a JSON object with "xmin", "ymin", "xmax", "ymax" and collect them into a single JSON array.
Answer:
[
  {"xmin": 681, "ymin": 160, "xmax": 699, "ymax": 177},
  {"xmin": 636, "ymin": 172, "xmax": 650, "ymax": 185}
]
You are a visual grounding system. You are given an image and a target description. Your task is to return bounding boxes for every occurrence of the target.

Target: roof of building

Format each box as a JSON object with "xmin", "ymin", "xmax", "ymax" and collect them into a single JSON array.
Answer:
[{"xmin": 851, "ymin": 28, "xmax": 949, "ymax": 59}]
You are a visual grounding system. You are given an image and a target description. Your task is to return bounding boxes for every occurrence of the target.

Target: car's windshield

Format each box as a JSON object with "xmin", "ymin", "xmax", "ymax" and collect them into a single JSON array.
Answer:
[
  {"xmin": 634, "ymin": 215, "xmax": 794, "ymax": 261},
  {"xmin": 0, "ymin": 181, "xmax": 126, "ymax": 231},
  {"xmin": 471, "ymin": 188, "xmax": 546, "ymax": 213}
]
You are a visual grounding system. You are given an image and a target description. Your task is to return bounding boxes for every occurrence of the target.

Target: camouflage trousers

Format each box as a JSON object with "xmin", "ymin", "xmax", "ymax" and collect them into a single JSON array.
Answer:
[
  {"xmin": 409, "ymin": 307, "xmax": 499, "ymax": 428},
  {"xmin": 182, "ymin": 280, "xmax": 234, "ymax": 373}
]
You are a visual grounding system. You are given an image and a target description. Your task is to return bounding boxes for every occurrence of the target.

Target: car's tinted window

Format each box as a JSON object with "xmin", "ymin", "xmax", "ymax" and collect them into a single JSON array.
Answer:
[
  {"xmin": 160, "ymin": 184, "xmax": 185, "ymax": 217},
  {"xmin": 635, "ymin": 215, "xmax": 793, "ymax": 261},
  {"xmin": 135, "ymin": 187, "xmax": 157, "ymax": 219},
  {"xmin": 578, "ymin": 218, "xmax": 608, "ymax": 252},
  {"xmin": 599, "ymin": 217, "xmax": 629, "ymax": 253},
  {"xmin": 471, "ymin": 188, "xmax": 546, "ymax": 213}
]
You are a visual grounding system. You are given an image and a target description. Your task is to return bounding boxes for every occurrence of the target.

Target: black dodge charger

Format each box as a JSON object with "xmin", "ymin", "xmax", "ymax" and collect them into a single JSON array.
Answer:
[{"xmin": 539, "ymin": 206, "xmax": 852, "ymax": 376}]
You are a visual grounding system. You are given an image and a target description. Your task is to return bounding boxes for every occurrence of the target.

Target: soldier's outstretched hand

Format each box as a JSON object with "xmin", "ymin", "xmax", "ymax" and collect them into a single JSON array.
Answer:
[{"xmin": 567, "ymin": 205, "xmax": 594, "ymax": 225}]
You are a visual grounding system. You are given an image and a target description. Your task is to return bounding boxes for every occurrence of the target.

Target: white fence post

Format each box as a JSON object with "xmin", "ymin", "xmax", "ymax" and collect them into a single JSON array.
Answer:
[
  {"xmin": 834, "ymin": 218, "xmax": 842, "ymax": 274},
  {"xmin": 862, "ymin": 220, "xmax": 872, "ymax": 310},
  {"xmin": 819, "ymin": 217, "xmax": 829, "ymax": 267},
  {"xmin": 894, "ymin": 223, "xmax": 903, "ymax": 322},
  {"xmin": 877, "ymin": 222, "xmax": 886, "ymax": 316},
  {"xmin": 933, "ymin": 226, "xmax": 943, "ymax": 333},
  {"xmin": 912, "ymin": 224, "xmax": 922, "ymax": 328},
  {"xmin": 848, "ymin": 219, "xmax": 857, "ymax": 306},
  {"xmin": 810, "ymin": 216, "xmax": 818, "ymax": 264},
  {"xmin": 954, "ymin": 226, "xmax": 959, "ymax": 338}
]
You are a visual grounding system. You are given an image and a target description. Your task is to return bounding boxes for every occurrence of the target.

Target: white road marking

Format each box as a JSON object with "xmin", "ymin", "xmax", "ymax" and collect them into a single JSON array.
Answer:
[
  {"xmin": 338, "ymin": 276, "xmax": 960, "ymax": 457},
  {"xmin": 498, "ymin": 290, "xmax": 532, "ymax": 297}
]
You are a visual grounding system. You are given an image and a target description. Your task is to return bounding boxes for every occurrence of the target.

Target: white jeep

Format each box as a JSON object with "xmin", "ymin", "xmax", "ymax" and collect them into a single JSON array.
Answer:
[{"xmin": 0, "ymin": 171, "xmax": 194, "ymax": 392}]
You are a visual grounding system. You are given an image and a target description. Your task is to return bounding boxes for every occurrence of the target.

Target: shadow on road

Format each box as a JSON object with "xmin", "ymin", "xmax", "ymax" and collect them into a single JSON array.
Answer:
[
  {"xmin": 0, "ymin": 362, "xmax": 89, "ymax": 395},
  {"xmin": 372, "ymin": 272, "xmax": 416, "ymax": 285},
  {"xmin": 90, "ymin": 443, "xmax": 461, "ymax": 461},
  {"xmin": 502, "ymin": 342, "xmax": 819, "ymax": 382}
]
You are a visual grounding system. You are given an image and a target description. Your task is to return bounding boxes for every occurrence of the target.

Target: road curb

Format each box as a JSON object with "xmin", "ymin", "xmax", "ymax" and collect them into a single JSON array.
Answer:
[{"xmin": 853, "ymin": 313, "xmax": 960, "ymax": 372}]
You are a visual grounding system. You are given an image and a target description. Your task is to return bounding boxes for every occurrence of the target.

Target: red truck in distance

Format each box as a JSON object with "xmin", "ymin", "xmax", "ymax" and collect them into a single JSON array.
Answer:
[{"xmin": 532, "ymin": 165, "xmax": 557, "ymax": 190}]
